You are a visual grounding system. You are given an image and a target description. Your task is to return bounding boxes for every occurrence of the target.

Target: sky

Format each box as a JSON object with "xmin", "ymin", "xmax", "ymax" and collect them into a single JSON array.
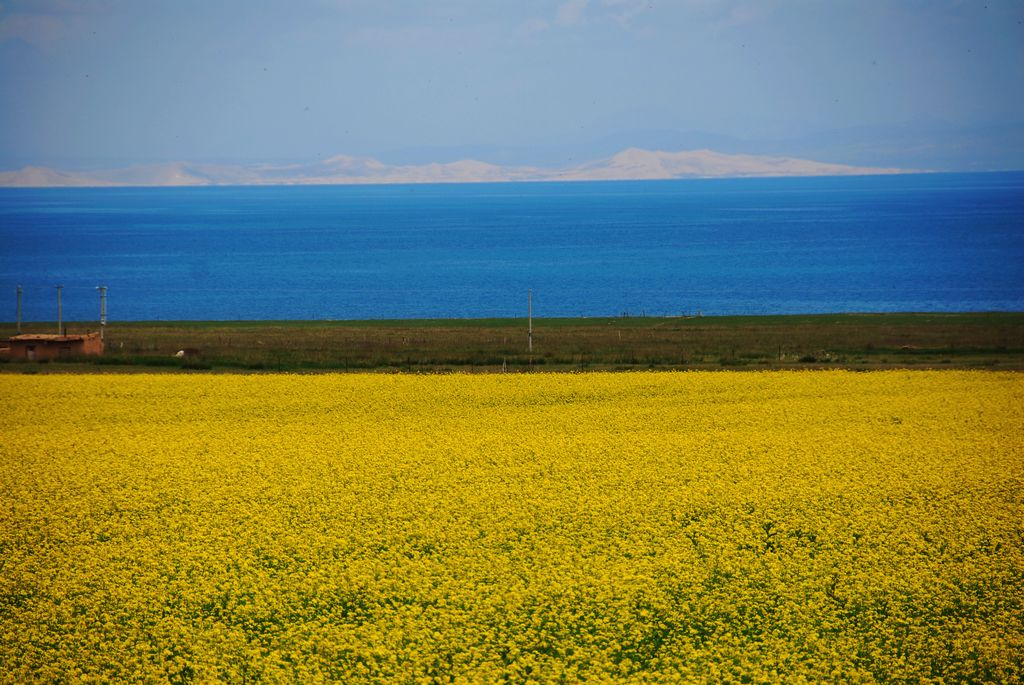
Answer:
[{"xmin": 1, "ymin": 0, "xmax": 1022, "ymax": 170}]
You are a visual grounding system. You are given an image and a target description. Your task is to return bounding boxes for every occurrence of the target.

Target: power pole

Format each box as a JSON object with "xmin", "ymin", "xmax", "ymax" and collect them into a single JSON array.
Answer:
[
  {"xmin": 528, "ymin": 289, "xmax": 533, "ymax": 354},
  {"xmin": 16, "ymin": 285, "xmax": 22, "ymax": 334},
  {"xmin": 55, "ymin": 285, "xmax": 63, "ymax": 335},
  {"xmin": 97, "ymin": 286, "xmax": 108, "ymax": 341}
]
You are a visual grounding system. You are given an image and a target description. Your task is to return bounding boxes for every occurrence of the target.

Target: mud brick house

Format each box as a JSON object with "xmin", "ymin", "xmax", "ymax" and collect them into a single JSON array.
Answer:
[{"xmin": 4, "ymin": 333, "xmax": 104, "ymax": 361}]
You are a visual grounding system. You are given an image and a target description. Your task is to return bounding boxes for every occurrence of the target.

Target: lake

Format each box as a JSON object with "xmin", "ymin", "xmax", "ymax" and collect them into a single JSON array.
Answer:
[{"xmin": 1, "ymin": 173, "xmax": 1022, "ymax": 321}]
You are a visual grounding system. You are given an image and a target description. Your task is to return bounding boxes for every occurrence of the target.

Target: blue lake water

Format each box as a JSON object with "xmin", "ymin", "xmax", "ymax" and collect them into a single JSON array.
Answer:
[{"xmin": 1, "ymin": 173, "xmax": 1022, "ymax": 321}]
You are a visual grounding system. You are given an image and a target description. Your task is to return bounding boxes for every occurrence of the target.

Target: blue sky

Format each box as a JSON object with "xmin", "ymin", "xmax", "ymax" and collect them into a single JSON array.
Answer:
[{"xmin": 1, "ymin": 0, "xmax": 1022, "ymax": 170}]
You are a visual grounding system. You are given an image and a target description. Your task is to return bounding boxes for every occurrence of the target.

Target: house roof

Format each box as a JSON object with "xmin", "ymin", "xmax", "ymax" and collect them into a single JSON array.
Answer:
[{"xmin": 8, "ymin": 333, "xmax": 99, "ymax": 342}]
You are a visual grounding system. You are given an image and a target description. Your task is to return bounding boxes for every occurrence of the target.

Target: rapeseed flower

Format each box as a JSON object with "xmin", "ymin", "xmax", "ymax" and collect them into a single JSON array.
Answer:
[{"xmin": 0, "ymin": 371, "xmax": 1021, "ymax": 682}]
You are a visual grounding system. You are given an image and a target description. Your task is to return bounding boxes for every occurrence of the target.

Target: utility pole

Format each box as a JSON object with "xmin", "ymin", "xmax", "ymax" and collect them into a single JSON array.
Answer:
[
  {"xmin": 56, "ymin": 285, "xmax": 63, "ymax": 335},
  {"xmin": 97, "ymin": 286, "xmax": 108, "ymax": 341},
  {"xmin": 528, "ymin": 289, "xmax": 533, "ymax": 354},
  {"xmin": 16, "ymin": 285, "xmax": 22, "ymax": 334}
]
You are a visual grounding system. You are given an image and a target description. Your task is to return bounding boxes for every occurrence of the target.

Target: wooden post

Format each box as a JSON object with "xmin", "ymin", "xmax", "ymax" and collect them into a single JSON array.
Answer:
[{"xmin": 528, "ymin": 289, "xmax": 533, "ymax": 354}]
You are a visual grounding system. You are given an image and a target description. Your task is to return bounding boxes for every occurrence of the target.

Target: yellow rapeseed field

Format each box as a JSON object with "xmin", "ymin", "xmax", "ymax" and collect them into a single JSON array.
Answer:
[{"xmin": 1, "ymin": 371, "xmax": 1022, "ymax": 683}]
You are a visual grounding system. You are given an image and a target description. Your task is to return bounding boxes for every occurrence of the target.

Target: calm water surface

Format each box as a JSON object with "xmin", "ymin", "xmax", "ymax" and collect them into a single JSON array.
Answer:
[{"xmin": 1, "ymin": 173, "xmax": 1022, "ymax": 321}]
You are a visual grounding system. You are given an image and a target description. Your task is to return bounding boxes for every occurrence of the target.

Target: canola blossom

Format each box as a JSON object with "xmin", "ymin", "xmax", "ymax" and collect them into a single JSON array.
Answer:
[{"xmin": 1, "ymin": 371, "xmax": 1022, "ymax": 683}]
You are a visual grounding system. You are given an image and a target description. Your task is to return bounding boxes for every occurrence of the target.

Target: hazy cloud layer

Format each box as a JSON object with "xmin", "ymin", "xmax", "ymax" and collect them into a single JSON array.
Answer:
[{"xmin": 0, "ymin": 1, "xmax": 1021, "ymax": 170}]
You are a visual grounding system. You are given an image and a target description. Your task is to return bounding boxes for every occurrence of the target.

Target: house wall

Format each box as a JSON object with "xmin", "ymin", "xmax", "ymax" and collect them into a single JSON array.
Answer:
[
  {"xmin": 6, "ymin": 334, "xmax": 104, "ymax": 361},
  {"xmin": 80, "ymin": 335, "xmax": 104, "ymax": 356}
]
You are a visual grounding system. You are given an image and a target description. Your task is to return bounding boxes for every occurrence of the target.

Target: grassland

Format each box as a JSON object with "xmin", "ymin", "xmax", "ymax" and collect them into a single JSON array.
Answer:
[{"xmin": 3, "ymin": 312, "xmax": 1023, "ymax": 372}]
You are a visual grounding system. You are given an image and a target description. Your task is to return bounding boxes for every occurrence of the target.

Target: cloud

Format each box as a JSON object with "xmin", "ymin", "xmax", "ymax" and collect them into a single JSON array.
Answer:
[
  {"xmin": 0, "ymin": 1, "xmax": 111, "ymax": 49},
  {"xmin": 520, "ymin": 17, "xmax": 550, "ymax": 34},
  {"xmin": 556, "ymin": 0, "xmax": 589, "ymax": 26},
  {"xmin": 0, "ymin": 12, "xmax": 66, "ymax": 48},
  {"xmin": 520, "ymin": 0, "xmax": 589, "ymax": 35},
  {"xmin": 721, "ymin": 1, "xmax": 776, "ymax": 28},
  {"xmin": 599, "ymin": 0, "xmax": 650, "ymax": 27},
  {"xmin": 526, "ymin": 0, "xmax": 655, "ymax": 33}
]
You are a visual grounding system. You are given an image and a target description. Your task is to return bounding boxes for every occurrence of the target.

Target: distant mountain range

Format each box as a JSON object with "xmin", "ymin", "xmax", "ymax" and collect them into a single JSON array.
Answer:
[{"xmin": 0, "ymin": 148, "xmax": 908, "ymax": 187}]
